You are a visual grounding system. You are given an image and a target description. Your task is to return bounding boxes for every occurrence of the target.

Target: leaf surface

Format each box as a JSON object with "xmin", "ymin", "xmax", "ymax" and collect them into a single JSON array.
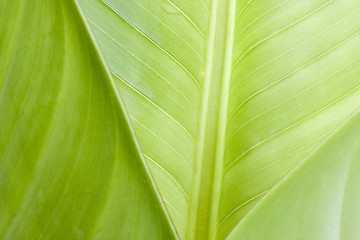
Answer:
[
  {"xmin": 79, "ymin": 0, "xmax": 360, "ymax": 239},
  {"xmin": 2, "ymin": 0, "xmax": 360, "ymax": 239},
  {"xmin": 0, "ymin": 1, "xmax": 175, "ymax": 239},
  {"xmin": 227, "ymin": 110, "xmax": 360, "ymax": 240}
]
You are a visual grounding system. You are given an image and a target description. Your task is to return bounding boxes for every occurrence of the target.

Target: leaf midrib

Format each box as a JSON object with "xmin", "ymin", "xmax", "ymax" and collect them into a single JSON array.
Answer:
[{"xmin": 188, "ymin": 0, "xmax": 236, "ymax": 239}]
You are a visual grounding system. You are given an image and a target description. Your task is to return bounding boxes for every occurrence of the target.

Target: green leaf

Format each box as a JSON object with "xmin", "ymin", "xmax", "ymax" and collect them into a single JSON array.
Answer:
[
  {"xmin": 227, "ymin": 110, "xmax": 360, "ymax": 240},
  {"xmin": 78, "ymin": 0, "xmax": 360, "ymax": 239},
  {"xmin": 0, "ymin": 1, "xmax": 175, "ymax": 239},
  {"xmin": 2, "ymin": 0, "xmax": 360, "ymax": 239}
]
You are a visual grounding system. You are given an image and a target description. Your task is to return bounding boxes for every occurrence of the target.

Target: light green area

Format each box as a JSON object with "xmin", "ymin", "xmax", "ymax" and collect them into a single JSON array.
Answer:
[
  {"xmin": 228, "ymin": 110, "xmax": 360, "ymax": 240},
  {"xmin": 2, "ymin": 0, "xmax": 360, "ymax": 239}
]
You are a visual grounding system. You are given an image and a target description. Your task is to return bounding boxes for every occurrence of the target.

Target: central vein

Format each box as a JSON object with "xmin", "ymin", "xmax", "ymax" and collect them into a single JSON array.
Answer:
[{"xmin": 188, "ymin": 0, "xmax": 236, "ymax": 239}]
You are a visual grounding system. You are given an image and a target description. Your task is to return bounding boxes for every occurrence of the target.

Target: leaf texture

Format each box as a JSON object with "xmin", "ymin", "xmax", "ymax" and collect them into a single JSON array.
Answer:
[
  {"xmin": 220, "ymin": 0, "xmax": 360, "ymax": 237},
  {"xmin": 0, "ymin": 1, "xmax": 175, "ymax": 239},
  {"xmin": 78, "ymin": 0, "xmax": 209, "ymax": 238},
  {"xmin": 79, "ymin": 0, "xmax": 360, "ymax": 239},
  {"xmin": 2, "ymin": 0, "xmax": 360, "ymax": 239},
  {"xmin": 227, "ymin": 110, "xmax": 360, "ymax": 240}
]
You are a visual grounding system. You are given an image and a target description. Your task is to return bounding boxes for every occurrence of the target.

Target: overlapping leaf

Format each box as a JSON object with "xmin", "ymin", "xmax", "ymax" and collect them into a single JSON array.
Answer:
[
  {"xmin": 80, "ymin": 0, "xmax": 360, "ymax": 239},
  {"xmin": 0, "ymin": 1, "xmax": 175, "ymax": 239},
  {"xmin": 2, "ymin": 0, "xmax": 360, "ymax": 239}
]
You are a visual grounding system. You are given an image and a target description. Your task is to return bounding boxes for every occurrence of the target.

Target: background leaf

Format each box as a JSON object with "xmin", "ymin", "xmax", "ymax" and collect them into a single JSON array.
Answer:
[
  {"xmin": 227, "ymin": 110, "xmax": 360, "ymax": 240},
  {"xmin": 0, "ymin": 1, "xmax": 175, "ymax": 239}
]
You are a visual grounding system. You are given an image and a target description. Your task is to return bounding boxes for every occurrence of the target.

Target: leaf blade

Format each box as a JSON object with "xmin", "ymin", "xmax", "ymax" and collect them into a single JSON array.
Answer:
[
  {"xmin": 0, "ymin": 1, "xmax": 176, "ymax": 239},
  {"xmin": 227, "ymin": 109, "xmax": 360, "ymax": 240}
]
